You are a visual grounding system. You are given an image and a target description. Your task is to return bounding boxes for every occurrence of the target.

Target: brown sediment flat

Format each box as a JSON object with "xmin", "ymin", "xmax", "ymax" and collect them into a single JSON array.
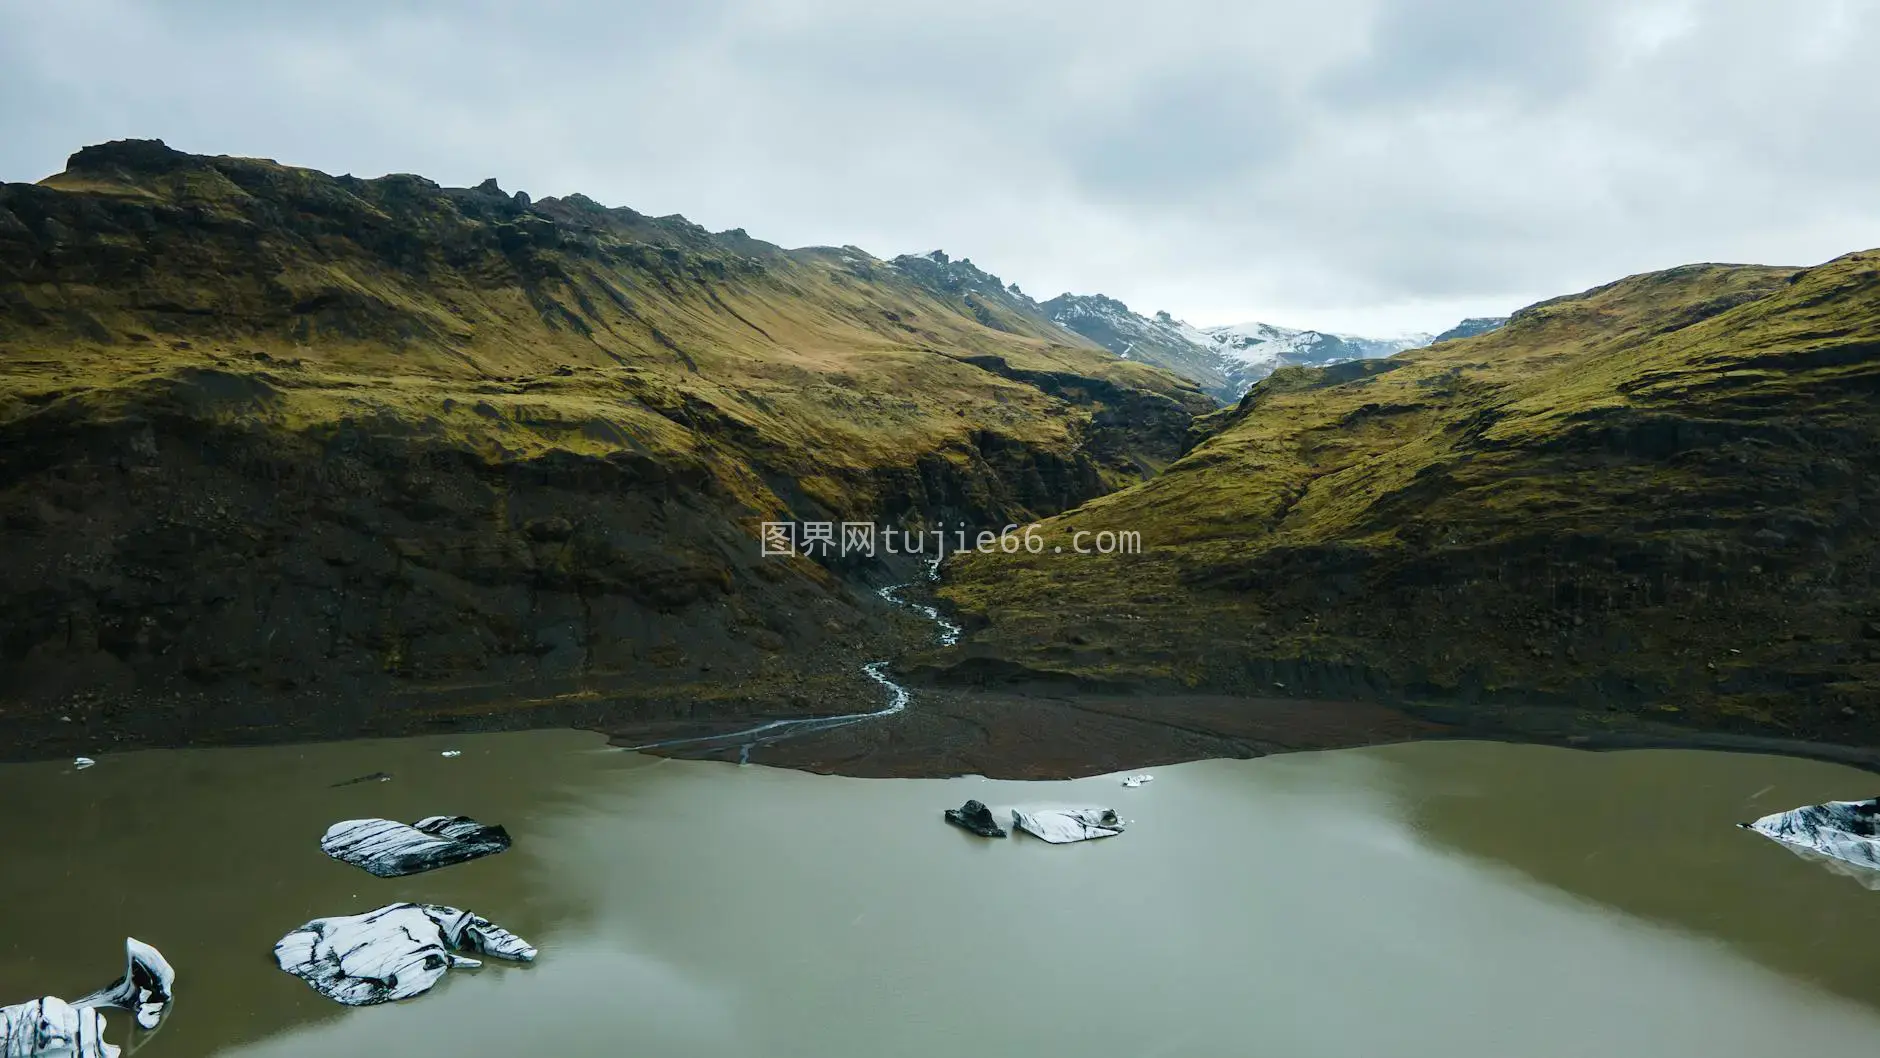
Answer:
[
  {"xmin": 607, "ymin": 687, "xmax": 1880, "ymax": 780},
  {"xmin": 607, "ymin": 688, "xmax": 1452, "ymax": 779}
]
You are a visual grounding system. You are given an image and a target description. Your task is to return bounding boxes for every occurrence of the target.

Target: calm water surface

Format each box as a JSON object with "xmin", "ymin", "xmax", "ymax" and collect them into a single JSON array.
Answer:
[{"xmin": 3, "ymin": 731, "xmax": 1878, "ymax": 1057}]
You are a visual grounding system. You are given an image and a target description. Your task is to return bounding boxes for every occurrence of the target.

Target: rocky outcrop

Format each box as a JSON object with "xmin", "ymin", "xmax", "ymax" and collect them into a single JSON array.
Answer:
[{"xmin": 944, "ymin": 799, "xmax": 1007, "ymax": 837}]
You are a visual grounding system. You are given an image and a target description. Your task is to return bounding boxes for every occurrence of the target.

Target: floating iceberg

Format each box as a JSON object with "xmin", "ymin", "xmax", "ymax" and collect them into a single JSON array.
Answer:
[
  {"xmin": 1, "ymin": 938, "xmax": 175, "ymax": 1058},
  {"xmin": 1011, "ymin": 807, "xmax": 1124, "ymax": 844},
  {"xmin": 944, "ymin": 799, "xmax": 1007, "ymax": 838},
  {"xmin": 1, "ymin": 998, "xmax": 114, "ymax": 1058},
  {"xmin": 70, "ymin": 939, "xmax": 174, "ymax": 1031},
  {"xmin": 320, "ymin": 816, "xmax": 512, "ymax": 877},
  {"xmin": 72, "ymin": 758, "xmax": 95, "ymax": 771},
  {"xmin": 274, "ymin": 903, "xmax": 537, "ymax": 1006},
  {"xmin": 1740, "ymin": 797, "xmax": 1880, "ymax": 882},
  {"xmin": 1121, "ymin": 774, "xmax": 1153, "ymax": 788}
]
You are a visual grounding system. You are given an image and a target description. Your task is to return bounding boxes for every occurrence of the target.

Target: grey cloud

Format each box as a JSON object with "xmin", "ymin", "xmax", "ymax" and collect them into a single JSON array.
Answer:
[
  {"xmin": 2, "ymin": 0, "xmax": 1877, "ymax": 333},
  {"xmin": 1319, "ymin": 0, "xmax": 1619, "ymax": 107}
]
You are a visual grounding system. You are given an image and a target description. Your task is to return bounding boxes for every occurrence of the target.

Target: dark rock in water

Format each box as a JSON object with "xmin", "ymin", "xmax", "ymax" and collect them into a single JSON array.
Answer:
[
  {"xmin": 1, "ymin": 938, "xmax": 176, "ymax": 1057},
  {"xmin": 1740, "ymin": 797, "xmax": 1880, "ymax": 885},
  {"xmin": 321, "ymin": 815, "xmax": 512, "ymax": 877},
  {"xmin": 945, "ymin": 799, "xmax": 1007, "ymax": 838},
  {"xmin": 329, "ymin": 772, "xmax": 392, "ymax": 788},
  {"xmin": 1011, "ymin": 806, "xmax": 1124, "ymax": 844},
  {"xmin": 274, "ymin": 902, "xmax": 536, "ymax": 1006}
]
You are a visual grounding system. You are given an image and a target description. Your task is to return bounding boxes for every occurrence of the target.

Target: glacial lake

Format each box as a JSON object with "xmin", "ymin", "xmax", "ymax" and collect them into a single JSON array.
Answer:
[{"xmin": 4, "ymin": 730, "xmax": 1880, "ymax": 1057}]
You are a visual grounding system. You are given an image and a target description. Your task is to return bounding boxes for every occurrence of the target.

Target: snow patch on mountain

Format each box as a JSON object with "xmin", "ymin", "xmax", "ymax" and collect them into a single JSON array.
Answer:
[
  {"xmin": 1040, "ymin": 292, "xmax": 1446, "ymax": 400},
  {"xmin": 881, "ymin": 248, "xmax": 1492, "ymax": 404},
  {"xmin": 1205, "ymin": 321, "xmax": 1434, "ymax": 376}
]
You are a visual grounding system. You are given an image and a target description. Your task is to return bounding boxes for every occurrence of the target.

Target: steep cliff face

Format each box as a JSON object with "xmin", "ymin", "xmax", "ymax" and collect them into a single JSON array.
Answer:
[
  {"xmin": 940, "ymin": 253, "xmax": 1880, "ymax": 745},
  {"xmin": 0, "ymin": 139, "xmax": 1211, "ymax": 753}
]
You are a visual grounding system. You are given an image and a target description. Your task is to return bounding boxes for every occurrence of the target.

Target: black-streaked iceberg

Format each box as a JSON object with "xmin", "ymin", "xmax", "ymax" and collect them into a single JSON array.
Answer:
[
  {"xmin": 1011, "ymin": 807, "xmax": 1124, "ymax": 844},
  {"xmin": 1740, "ymin": 797, "xmax": 1880, "ymax": 887},
  {"xmin": 1, "ymin": 938, "xmax": 175, "ymax": 1058},
  {"xmin": 274, "ymin": 903, "xmax": 537, "ymax": 1006},
  {"xmin": 320, "ymin": 815, "xmax": 512, "ymax": 877},
  {"xmin": 1, "ymin": 998, "xmax": 115, "ymax": 1058}
]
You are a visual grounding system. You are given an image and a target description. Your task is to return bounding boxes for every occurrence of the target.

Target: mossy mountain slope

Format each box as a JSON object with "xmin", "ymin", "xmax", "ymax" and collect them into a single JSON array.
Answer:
[
  {"xmin": 0, "ymin": 139, "xmax": 1209, "ymax": 753},
  {"xmin": 939, "ymin": 253, "xmax": 1880, "ymax": 744}
]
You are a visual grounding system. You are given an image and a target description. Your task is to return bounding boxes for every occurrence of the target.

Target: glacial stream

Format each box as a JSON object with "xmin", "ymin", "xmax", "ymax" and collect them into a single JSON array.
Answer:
[{"xmin": 622, "ymin": 560, "xmax": 961, "ymax": 763}]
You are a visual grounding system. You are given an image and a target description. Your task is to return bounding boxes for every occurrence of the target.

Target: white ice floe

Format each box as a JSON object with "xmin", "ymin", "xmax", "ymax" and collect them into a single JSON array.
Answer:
[
  {"xmin": 1011, "ymin": 807, "xmax": 1124, "ymax": 844},
  {"xmin": 320, "ymin": 816, "xmax": 512, "ymax": 878},
  {"xmin": 274, "ymin": 903, "xmax": 537, "ymax": 1006},
  {"xmin": 1, "ymin": 938, "xmax": 175, "ymax": 1058},
  {"xmin": 1, "ymin": 998, "xmax": 114, "ymax": 1058},
  {"xmin": 440, "ymin": 750, "xmax": 462, "ymax": 758},
  {"xmin": 72, "ymin": 758, "xmax": 95, "ymax": 771},
  {"xmin": 1121, "ymin": 774, "xmax": 1153, "ymax": 788},
  {"xmin": 1740, "ymin": 797, "xmax": 1880, "ymax": 884}
]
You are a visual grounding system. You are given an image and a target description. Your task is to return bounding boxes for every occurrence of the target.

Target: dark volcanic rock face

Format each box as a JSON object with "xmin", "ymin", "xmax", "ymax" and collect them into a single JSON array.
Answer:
[{"xmin": 944, "ymin": 799, "xmax": 1007, "ymax": 837}]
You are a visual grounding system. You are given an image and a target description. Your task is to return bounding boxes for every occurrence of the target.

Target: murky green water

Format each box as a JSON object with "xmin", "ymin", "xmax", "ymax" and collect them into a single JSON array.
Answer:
[{"xmin": 3, "ymin": 731, "xmax": 1879, "ymax": 1056}]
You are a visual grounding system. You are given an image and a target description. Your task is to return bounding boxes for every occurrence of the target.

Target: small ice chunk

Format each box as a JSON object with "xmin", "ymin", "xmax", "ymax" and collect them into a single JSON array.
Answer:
[
  {"xmin": 71, "ymin": 938, "xmax": 175, "ymax": 1031},
  {"xmin": 321, "ymin": 816, "xmax": 512, "ymax": 878},
  {"xmin": 1740, "ymin": 797, "xmax": 1880, "ymax": 878},
  {"xmin": 73, "ymin": 758, "xmax": 95, "ymax": 771},
  {"xmin": 274, "ymin": 903, "xmax": 536, "ymax": 1006},
  {"xmin": 1011, "ymin": 807, "xmax": 1124, "ymax": 844},
  {"xmin": 440, "ymin": 750, "xmax": 462, "ymax": 758},
  {"xmin": 1121, "ymin": 774, "xmax": 1153, "ymax": 788}
]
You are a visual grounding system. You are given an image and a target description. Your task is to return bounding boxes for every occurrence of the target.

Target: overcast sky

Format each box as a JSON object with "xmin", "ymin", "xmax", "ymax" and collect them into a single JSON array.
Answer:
[{"xmin": 3, "ymin": 0, "xmax": 1876, "ymax": 335}]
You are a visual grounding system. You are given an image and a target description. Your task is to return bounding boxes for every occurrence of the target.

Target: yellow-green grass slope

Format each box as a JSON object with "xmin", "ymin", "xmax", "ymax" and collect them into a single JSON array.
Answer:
[
  {"xmin": 1, "ymin": 140, "xmax": 1208, "ymax": 516},
  {"xmin": 941, "ymin": 252, "xmax": 1880, "ymax": 743}
]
